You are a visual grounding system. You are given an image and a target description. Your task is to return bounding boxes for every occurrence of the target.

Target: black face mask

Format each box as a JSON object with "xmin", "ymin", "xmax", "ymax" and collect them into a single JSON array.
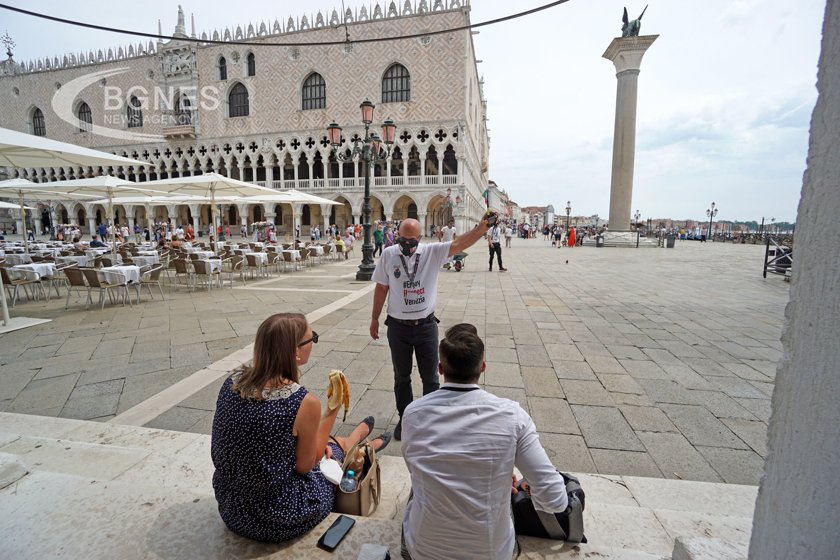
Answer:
[{"xmin": 397, "ymin": 237, "xmax": 419, "ymax": 256}]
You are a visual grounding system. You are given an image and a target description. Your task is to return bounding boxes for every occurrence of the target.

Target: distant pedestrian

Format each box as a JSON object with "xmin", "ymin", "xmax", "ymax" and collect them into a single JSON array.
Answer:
[
  {"xmin": 487, "ymin": 223, "xmax": 507, "ymax": 272},
  {"xmin": 504, "ymin": 222, "xmax": 513, "ymax": 248}
]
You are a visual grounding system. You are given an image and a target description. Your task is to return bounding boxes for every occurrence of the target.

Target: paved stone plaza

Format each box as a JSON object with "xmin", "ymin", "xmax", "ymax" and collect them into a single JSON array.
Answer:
[{"xmin": 0, "ymin": 239, "xmax": 787, "ymax": 485}]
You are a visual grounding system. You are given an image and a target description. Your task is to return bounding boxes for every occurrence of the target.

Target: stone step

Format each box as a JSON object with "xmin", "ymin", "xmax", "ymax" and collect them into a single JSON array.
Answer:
[{"xmin": 0, "ymin": 412, "xmax": 757, "ymax": 559}]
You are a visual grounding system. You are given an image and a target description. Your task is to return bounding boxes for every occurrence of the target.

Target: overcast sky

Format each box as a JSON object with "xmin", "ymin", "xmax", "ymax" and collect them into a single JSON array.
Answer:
[{"xmin": 1, "ymin": 0, "xmax": 826, "ymax": 222}]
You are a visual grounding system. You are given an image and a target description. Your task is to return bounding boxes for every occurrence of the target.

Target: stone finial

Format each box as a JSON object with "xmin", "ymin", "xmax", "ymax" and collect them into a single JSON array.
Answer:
[
  {"xmin": 191, "ymin": 13, "xmax": 196, "ymax": 38},
  {"xmin": 174, "ymin": 5, "xmax": 187, "ymax": 37},
  {"xmin": 330, "ymin": 10, "xmax": 340, "ymax": 25},
  {"xmin": 388, "ymin": 2, "xmax": 398, "ymax": 17}
]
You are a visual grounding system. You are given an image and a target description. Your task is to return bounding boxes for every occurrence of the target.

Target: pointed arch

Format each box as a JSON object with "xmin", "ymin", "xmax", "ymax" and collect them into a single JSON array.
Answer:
[{"xmin": 228, "ymin": 82, "xmax": 250, "ymax": 117}]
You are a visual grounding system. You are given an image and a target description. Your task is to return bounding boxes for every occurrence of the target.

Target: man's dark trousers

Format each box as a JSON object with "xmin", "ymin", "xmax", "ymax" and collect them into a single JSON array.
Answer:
[
  {"xmin": 385, "ymin": 317, "xmax": 440, "ymax": 417},
  {"xmin": 489, "ymin": 242, "xmax": 503, "ymax": 270},
  {"xmin": 374, "ymin": 241, "xmax": 384, "ymax": 256}
]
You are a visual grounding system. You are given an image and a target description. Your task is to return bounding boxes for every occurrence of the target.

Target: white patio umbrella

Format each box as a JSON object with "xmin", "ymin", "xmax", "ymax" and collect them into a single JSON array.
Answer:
[
  {"xmin": 0, "ymin": 200, "xmax": 35, "ymax": 210},
  {"xmin": 0, "ymin": 126, "xmax": 146, "ymax": 169},
  {"xmin": 141, "ymin": 173, "xmax": 279, "ymax": 253},
  {"xmin": 0, "ymin": 129, "xmax": 146, "ymax": 333},
  {"xmin": 32, "ymin": 176, "xmax": 175, "ymax": 256}
]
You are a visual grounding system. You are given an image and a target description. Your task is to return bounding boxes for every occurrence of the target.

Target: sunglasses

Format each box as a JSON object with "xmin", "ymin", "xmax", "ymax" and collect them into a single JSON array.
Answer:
[
  {"xmin": 298, "ymin": 331, "xmax": 319, "ymax": 347},
  {"xmin": 397, "ymin": 237, "xmax": 420, "ymax": 248}
]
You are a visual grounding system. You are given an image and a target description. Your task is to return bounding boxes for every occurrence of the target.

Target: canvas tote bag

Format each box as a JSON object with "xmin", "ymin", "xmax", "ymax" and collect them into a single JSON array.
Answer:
[{"xmin": 333, "ymin": 439, "xmax": 381, "ymax": 517}]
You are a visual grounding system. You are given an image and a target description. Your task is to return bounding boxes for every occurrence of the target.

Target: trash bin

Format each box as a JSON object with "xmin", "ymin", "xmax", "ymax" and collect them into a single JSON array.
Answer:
[
  {"xmin": 666, "ymin": 234, "xmax": 676, "ymax": 248},
  {"xmin": 198, "ymin": 231, "xmax": 203, "ymax": 237},
  {"xmin": 595, "ymin": 235, "xmax": 604, "ymax": 248}
]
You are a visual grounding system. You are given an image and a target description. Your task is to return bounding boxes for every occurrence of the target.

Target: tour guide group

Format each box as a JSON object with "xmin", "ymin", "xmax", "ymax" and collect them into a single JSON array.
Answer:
[{"xmin": 369, "ymin": 214, "xmax": 495, "ymax": 440}]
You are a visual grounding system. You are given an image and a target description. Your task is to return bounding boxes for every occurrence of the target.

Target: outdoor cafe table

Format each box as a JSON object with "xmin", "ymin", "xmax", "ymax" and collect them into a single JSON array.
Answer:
[
  {"xmin": 308, "ymin": 245, "xmax": 324, "ymax": 256},
  {"xmin": 282, "ymin": 249, "xmax": 301, "ymax": 261},
  {"xmin": 131, "ymin": 255, "xmax": 160, "ymax": 267},
  {"xmin": 11, "ymin": 262, "xmax": 57, "ymax": 279},
  {"xmin": 98, "ymin": 265, "xmax": 142, "ymax": 285},
  {"xmin": 5, "ymin": 253, "xmax": 33, "ymax": 265},
  {"xmin": 201, "ymin": 258, "xmax": 223, "ymax": 274},
  {"xmin": 136, "ymin": 250, "xmax": 159, "ymax": 256},
  {"xmin": 246, "ymin": 252, "xmax": 269, "ymax": 265},
  {"xmin": 55, "ymin": 255, "xmax": 93, "ymax": 267}
]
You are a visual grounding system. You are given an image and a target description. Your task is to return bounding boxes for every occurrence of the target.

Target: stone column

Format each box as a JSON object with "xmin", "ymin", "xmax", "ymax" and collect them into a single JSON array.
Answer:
[
  {"xmin": 127, "ymin": 213, "xmax": 136, "ymax": 235},
  {"xmin": 266, "ymin": 165, "xmax": 274, "ymax": 188},
  {"xmin": 321, "ymin": 204, "xmax": 331, "ymax": 235},
  {"xmin": 417, "ymin": 212, "xmax": 428, "ymax": 238},
  {"xmin": 87, "ymin": 215, "xmax": 97, "ymax": 239},
  {"xmin": 166, "ymin": 205, "xmax": 178, "ymax": 226},
  {"xmin": 748, "ymin": 5, "xmax": 840, "ymax": 559},
  {"xmin": 237, "ymin": 204, "xmax": 249, "ymax": 236},
  {"xmin": 189, "ymin": 204, "xmax": 201, "ymax": 235},
  {"xmin": 603, "ymin": 35, "xmax": 658, "ymax": 231}
]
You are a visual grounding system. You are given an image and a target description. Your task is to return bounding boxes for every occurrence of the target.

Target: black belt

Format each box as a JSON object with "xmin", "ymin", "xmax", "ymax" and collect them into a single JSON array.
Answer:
[{"xmin": 387, "ymin": 313, "xmax": 437, "ymax": 327}]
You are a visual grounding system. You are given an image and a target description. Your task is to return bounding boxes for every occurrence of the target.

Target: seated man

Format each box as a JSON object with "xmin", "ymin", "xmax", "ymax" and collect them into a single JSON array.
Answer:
[
  {"xmin": 401, "ymin": 324, "xmax": 569, "ymax": 560},
  {"xmin": 89, "ymin": 235, "xmax": 107, "ymax": 248}
]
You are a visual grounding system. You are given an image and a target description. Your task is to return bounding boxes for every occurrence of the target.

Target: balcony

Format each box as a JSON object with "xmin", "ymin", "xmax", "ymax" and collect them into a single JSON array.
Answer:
[
  {"xmin": 162, "ymin": 111, "xmax": 196, "ymax": 139},
  {"xmin": 253, "ymin": 175, "xmax": 459, "ymax": 191}
]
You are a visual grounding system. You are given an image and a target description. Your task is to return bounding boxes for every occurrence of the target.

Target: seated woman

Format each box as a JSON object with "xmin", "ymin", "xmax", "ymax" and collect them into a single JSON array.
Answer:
[
  {"xmin": 211, "ymin": 313, "xmax": 391, "ymax": 542},
  {"xmin": 333, "ymin": 236, "xmax": 347, "ymax": 259}
]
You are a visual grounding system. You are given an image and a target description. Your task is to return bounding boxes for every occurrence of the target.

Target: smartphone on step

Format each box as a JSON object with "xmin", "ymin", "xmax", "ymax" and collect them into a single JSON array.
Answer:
[{"xmin": 317, "ymin": 514, "xmax": 356, "ymax": 552}]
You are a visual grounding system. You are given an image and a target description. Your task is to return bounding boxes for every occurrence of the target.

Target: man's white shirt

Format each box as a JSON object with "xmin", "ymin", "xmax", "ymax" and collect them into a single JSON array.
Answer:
[
  {"xmin": 402, "ymin": 384, "xmax": 569, "ymax": 560},
  {"xmin": 489, "ymin": 226, "xmax": 502, "ymax": 243},
  {"xmin": 372, "ymin": 242, "xmax": 451, "ymax": 319},
  {"xmin": 440, "ymin": 226, "xmax": 456, "ymax": 243}
]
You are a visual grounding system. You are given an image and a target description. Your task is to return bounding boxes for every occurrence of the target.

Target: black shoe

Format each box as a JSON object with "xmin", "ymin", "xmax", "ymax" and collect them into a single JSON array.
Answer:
[
  {"xmin": 499, "ymin": 267, "xmax": 508, "ymax": 272},
  {"xmin": 361, "ymin": 416, "xmax": 375, "ymax": 438},
  {"xmin": 394, "ymin": 420, "xmax": 402, "ymax": 441},
  {"xmin": 488, "ymin": 268, "xmax": 492, "ymax": 272},
  {"xmin": 373, "ymin": 432, "xmax": 393, "ymax": 453}
]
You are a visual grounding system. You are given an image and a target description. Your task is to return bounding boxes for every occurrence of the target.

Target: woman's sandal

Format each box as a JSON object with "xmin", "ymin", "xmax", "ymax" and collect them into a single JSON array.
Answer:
[{"xmin": 372, "ymin": 431, "xmax": 393, "ymax": 453}]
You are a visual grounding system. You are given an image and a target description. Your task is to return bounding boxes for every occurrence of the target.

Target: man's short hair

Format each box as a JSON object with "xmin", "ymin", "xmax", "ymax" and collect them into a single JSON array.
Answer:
[{"xmin": 440, "ymin": 323, "xmax": 483, "ymax": 383}]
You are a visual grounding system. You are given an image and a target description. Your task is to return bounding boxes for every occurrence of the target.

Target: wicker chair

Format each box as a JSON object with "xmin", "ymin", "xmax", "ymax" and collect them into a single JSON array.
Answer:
[
  {"xmin": 171, "ymin": 258, "xmax": 194, "ymax": 290},
  {"xmin": 1, "ymin": 266, "xmax": 45, "ymax": 307},
  {"xmin": 139, "ymin": 264, "xmax": 166, "ymax": 300},
  {"xmin": 81, "ymin": 267, "xmax": 128, "ymax": 310},
  {"xmin": 245, "ymin": 253, "xmax": 268, "ymax": 278},
  {"xmin": 63, "ymin": 266, "xmax": 91, "ymax": 309},
  {"xmin": 192, "ymin": 259, "xmax": 220, "ymax": 290},
  {"xmin": 220, "ymin": 256, "xmax": 246, "ymax": 287}
]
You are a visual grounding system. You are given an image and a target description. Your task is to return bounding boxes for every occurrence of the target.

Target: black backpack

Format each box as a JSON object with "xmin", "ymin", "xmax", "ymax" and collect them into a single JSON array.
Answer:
[{"xmin": 511, "ymin": 471, "xmax": 587, "ymax": 544}]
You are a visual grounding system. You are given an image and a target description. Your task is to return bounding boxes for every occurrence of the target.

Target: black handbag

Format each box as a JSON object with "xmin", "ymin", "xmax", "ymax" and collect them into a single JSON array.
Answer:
[{"xmin": 511, "ymin": 471, "xmax": 587, "ymax": 544}]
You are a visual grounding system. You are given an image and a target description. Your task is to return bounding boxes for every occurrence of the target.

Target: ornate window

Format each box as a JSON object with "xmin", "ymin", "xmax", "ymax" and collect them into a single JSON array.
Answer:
[
  {"xmin": 247, "ymin": 53, "xmax": 256, "ymax": 77},
  {"xmin": 127, "ymin": 96, "xmax": 143, "ymax": 128},
  {"xmin": 77, "ymin": 102, "xmax": 92, "ymax": 132},
  {"xmin": 32, "ymin": 107, "xmax": 46, "ymax": 136},
  {"xmin": 228, "ymin": 83, "xmax": 249, "ymax": 117},
  {"xmin": 218, "ymin": 56, "xmax": 227, "ymax": 80},
  {"xmin": 382, "ymin": 64, "xmax": 410, "ymax": 103},
  {"xmin": 302, "ymin": 73, "xmax": 326, "ymax": 110}
]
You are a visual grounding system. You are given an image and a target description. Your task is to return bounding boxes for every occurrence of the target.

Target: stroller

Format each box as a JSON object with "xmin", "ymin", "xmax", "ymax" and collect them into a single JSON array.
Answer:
[{"xmin": 448, "ymin": 251, "xmax": 468, "ymax": 272}]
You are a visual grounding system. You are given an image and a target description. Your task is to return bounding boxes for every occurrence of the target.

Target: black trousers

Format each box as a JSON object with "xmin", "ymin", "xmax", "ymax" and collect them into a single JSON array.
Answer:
[
  {"xmin": 385, "ymin": 317, "xmax": 440, "ymax": 417},
  {"xmin": 374, "ymin": 241, "xmax": 383, "ymax": 256},
  {"xmin": 489, "ymin": 242, "xmax": 503, "ymax": 270}
]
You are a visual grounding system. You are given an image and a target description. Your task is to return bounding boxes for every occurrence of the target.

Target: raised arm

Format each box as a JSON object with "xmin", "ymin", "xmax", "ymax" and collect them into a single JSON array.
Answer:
[{"xmin": 449, "ymin": 215, "xmax": 491, "ymax": 257}]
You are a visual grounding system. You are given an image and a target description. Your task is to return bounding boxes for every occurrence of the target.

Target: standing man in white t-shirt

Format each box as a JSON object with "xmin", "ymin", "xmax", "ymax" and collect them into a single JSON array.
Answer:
[
  {"xmin": 370, "ymin": 215, "xmax": 493, "ymax": 440},
  {"xmin": 504, "ymin": 221, "xmax": 513, "ymax": 248},
  {"xmin": 438, "ymin": 218, "xmax": 457, "ymax": 269}
]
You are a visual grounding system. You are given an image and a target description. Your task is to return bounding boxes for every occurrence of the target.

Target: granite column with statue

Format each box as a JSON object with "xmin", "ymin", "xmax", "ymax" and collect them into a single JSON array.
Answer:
[{"xmin": 603, "ymin": 35, "xmax": 657, "ymax": 235}]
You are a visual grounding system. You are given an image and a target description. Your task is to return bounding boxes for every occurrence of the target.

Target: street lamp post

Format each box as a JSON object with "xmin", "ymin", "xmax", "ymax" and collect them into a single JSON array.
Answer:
[
  {"xmin": 706, "ymin": 202, "xmax": 718, "ymax": 242},
  {"xmin": 327, "ymin": 100, "xmax": 396, "ymax": 281},
  {"xmin": 633, "ymin": 209, "xmax": 641, "ymax": 230},
  {"xmin": 565, "ymin": 201, "xmax": 571, "ymax": 234}
]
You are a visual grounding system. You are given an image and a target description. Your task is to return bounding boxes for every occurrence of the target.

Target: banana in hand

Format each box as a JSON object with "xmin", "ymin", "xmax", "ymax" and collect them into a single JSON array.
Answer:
[{"xmin": 326, "ymin": 369, "xmax": 351, "ymax": 421}]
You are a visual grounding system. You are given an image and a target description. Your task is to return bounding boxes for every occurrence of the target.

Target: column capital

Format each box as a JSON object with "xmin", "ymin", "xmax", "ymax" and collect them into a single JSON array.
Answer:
[{"xmin": 603, "ymin": 35, "xmax": 658, "ymax": 73}]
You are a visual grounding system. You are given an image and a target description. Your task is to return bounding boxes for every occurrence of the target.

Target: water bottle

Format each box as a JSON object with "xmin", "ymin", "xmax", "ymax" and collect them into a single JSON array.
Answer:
[{"xmin": 339, "ymin": 470, "xmax": 357, "ymax": 492}]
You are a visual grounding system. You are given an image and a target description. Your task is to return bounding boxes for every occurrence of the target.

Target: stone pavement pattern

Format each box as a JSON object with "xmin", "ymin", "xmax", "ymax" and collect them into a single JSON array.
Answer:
[
  {"xmin": 0, "ymin": 240, "xmax": 787, "ymax": 485},
  {"xmin": 0, "ymin": 412, "xmax": 756, "ymax": 559}
]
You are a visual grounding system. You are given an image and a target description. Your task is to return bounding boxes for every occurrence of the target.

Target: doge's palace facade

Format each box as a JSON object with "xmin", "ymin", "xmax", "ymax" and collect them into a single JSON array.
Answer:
[{"xmin": 0, "ymin": 0, "xmax": 490, "ymax": 237}]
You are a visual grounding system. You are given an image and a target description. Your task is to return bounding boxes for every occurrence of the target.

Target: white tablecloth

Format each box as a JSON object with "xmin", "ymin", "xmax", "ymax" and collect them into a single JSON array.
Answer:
[
  {"xmin": 282, "ymin": 250, "xmax": 301, "ymax": 261},
  {"xmin": 131, "ymin": 255, "xmax": 160, "ymax": 267},
  {"xmin": 10, "ymin": 263, "xmax": 57, "ymax": 279},
  {"xmin": 56, "ymin": 255, "xmax": 92, "ymax": 267},
  {"xmin": 246, "ymin": 252, "xmax": 268, "ymax": 265},
  {"xmin": 5, "ymin": 254, "xmax": 33, "ymax": 265},
  {"xmin": 308, "ymin": 245, "xmax": 325, "ymax": 256},
  {"xmin": 202, "ymin": 258, "xmax": 222, "ymax": 273},
  {"xmin": 99, "ymin": 265, "xmax": 141, "ymax": 284},
  {"xmin": 85, "ymin": 248, "xmax": 111, "ymax": 256}
]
